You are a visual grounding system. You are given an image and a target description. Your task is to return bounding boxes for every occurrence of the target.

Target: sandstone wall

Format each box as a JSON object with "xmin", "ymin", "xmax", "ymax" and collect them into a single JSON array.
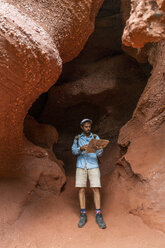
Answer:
[
  {"xmin": 122, "ymin": 0, "xmax": 165, "ymax": 48},
  {"xmin": 0, "ymin": 0, "xmax": 103, "ymax": 183},
  {"xmin": 115, "ymin": 0, "xmax": 165, "ymax": 232}
]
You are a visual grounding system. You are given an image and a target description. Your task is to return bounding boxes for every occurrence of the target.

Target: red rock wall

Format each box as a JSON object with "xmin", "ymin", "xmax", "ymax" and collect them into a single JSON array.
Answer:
[
  {"xmin": 117, "ymin": 42, "xmax": 165, "ymax": 232},
  {"xmin": 122, "ymin": 0, "xmax": 165, "ymax": 48},
  {"xmin": 0, "ymin": 0, "xmax": 103, "ymax": 180},
  {"xmin": 115, "ymin": 0, "xmax": 165, "ymax": 233}
]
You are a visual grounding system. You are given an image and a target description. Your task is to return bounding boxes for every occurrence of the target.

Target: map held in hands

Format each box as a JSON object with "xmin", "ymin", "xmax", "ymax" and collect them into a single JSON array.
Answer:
[{"xmin": 85, "ymin": 139, "xmax": 109, "ymax": 153}]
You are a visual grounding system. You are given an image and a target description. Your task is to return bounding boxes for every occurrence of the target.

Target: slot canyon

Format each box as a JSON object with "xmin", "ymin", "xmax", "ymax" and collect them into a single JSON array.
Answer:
[{"xmin": 0, "ymin": 0, "xmax": 165, "ymax": 247}]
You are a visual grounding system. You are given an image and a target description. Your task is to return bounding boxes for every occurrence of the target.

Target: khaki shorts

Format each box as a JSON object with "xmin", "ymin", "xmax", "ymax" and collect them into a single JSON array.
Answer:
[{"xmin": 75, "ymin": 167, "xmax": 101, "ymax": 188}]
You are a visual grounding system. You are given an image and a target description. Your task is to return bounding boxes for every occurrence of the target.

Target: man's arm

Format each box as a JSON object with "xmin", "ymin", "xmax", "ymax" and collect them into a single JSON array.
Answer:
[
  {"xmin": 71, "ymin": 137, "xmax": 81, "ymax": 155},
  {"xmin": 95, "ymin": 135, "xmax": 103, "ymax": 157}
]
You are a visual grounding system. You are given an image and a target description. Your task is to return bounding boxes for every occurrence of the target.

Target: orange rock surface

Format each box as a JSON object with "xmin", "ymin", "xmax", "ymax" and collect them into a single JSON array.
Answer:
[
  {"xmin": 0, "ymin": 0, "xmax": 103, "ymax": 179},
  {"xmin": 116, "ymin": 0, "xmax": 165, "ymax": 232},
  {"xmin": 122, "ymin": 0, "xmax": 165, "ymax": 48}
]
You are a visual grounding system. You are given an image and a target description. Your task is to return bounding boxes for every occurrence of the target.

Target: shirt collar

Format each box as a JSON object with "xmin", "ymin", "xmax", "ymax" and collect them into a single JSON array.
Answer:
[{"xmin": 80, "ymin": 132, "xmax": 93, "ymax": 138}]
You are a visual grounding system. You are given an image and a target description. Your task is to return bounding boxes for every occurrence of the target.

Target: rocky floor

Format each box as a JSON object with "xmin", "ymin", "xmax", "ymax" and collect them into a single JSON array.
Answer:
[{"xmin": 1, "ymin": 173, "xmax": 165, "ymax": 248}]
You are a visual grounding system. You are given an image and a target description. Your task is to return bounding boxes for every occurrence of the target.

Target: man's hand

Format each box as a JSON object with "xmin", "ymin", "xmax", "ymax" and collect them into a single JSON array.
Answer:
[
  {"xmin": 80, "ymin": 145, "xmax": 88, "ymax": 151},
  {"xmin": 96, "ymin": 145, "xmax": 104, "ymax": 150}
]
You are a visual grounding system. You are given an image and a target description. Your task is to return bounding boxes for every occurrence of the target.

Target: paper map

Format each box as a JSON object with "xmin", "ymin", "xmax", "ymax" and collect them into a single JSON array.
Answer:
[{"xmin": 85, "ymin": 139, "xmax": 109, "ymax": 153}]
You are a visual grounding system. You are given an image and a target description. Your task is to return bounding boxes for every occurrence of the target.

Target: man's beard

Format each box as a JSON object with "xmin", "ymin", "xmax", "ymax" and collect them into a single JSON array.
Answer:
[{"xmin": 85, "ymin": 130, "xmax": 90, "ymax": 135}]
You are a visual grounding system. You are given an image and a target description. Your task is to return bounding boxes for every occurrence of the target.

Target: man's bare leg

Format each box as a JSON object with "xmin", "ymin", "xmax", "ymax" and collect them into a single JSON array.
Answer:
[
  {"xmin": 79, "ymin": 187, "xmax": 86, "ymax": 208},
  {"xmin": 92, "ymin": 187, "xmax": 101, "ymax": 209}
]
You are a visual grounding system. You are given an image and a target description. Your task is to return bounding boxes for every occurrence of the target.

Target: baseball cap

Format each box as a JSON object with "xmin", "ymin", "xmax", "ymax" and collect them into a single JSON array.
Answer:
[{"xmin": 80, "ymin": 118, "xmax": 93, "ymax": 126}]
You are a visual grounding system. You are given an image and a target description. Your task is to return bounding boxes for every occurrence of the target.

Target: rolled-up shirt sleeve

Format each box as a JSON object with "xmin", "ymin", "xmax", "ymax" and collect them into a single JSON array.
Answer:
[
  {"xmin": 95, "ymin": 135, "xmax": 103, "ymax": 157},
  {"xmin": 72, "ymin": 138, "xmax": 81, "ymax": 155},
  {"xmin": 96, "ymin": 148, "xmax": 103, "ymax": 157}
]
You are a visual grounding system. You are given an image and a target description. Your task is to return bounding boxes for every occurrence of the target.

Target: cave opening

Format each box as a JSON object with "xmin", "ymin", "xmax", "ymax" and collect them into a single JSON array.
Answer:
[{"xmin": 24, "ymin": 0, "xmax": 151, "ymax": 184}]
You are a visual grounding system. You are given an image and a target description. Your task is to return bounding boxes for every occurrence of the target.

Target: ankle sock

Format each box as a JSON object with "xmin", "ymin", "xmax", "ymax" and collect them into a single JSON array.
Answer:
[
  {"xmin": 81, "ymin": 208, "xmax": 86, "ymax": 214},
  {"xmin": 96, "ymin": 208, "xmax": 102, "ymax": 214}
]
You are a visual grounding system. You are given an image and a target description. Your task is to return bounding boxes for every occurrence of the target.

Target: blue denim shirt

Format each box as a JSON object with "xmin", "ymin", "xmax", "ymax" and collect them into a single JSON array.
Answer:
[{"xmin": 71, "ymin": 132, "xmax": 103, "ymax": 169}]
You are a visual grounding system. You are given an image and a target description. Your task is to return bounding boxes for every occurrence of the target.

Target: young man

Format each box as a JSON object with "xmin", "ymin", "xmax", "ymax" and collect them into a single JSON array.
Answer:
[{"xmin": 71, "ymin": 118, "xmax": 106, "ymax": 229}]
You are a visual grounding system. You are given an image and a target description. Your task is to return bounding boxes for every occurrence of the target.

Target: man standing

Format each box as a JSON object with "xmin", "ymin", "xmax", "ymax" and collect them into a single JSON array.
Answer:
[{"xmin": 72, "ymin": 118, "xmax": 106, "ymax": 229}]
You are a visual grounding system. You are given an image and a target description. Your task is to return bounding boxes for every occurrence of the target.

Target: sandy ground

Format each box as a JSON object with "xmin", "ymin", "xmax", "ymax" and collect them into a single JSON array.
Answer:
[{"xmin": 1, "ymin": 175, "xmax": 165, "ymax": 248}]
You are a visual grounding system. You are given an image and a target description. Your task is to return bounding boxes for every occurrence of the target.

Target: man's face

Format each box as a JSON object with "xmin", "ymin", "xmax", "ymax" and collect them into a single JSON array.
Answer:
[{"xmin": 81, "ymin": 122, "xmax": 91, "ymax": 135}]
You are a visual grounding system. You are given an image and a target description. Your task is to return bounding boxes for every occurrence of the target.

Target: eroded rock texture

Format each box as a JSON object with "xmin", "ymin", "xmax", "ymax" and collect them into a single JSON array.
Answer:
[
  {"xmin": 0, "ymin": 0, "xmax": 103, "ymax": 183},
  {"xmin": 121, "ymin": 0, "xmax": 151, "ymax": 63},
  {"xmin": 114, "ymin": 42, "xmax": 165, "ymax": 232},
  {"xmin": 122, "ymin": 0, "xmax": 165, "ymax": 48},
  {"xmin": 114, "ymin": 0, "xmax": 165, "ymax": 233}
]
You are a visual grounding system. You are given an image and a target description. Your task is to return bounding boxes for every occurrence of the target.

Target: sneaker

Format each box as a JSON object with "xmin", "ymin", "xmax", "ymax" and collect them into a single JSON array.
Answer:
[
  {"xmin": 96, "ymin": 213, "xmax": 106, "ymax": 229},
  {"xmin": 78, "ymin": 212, "xmax": 87, "ymax": 228}
]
